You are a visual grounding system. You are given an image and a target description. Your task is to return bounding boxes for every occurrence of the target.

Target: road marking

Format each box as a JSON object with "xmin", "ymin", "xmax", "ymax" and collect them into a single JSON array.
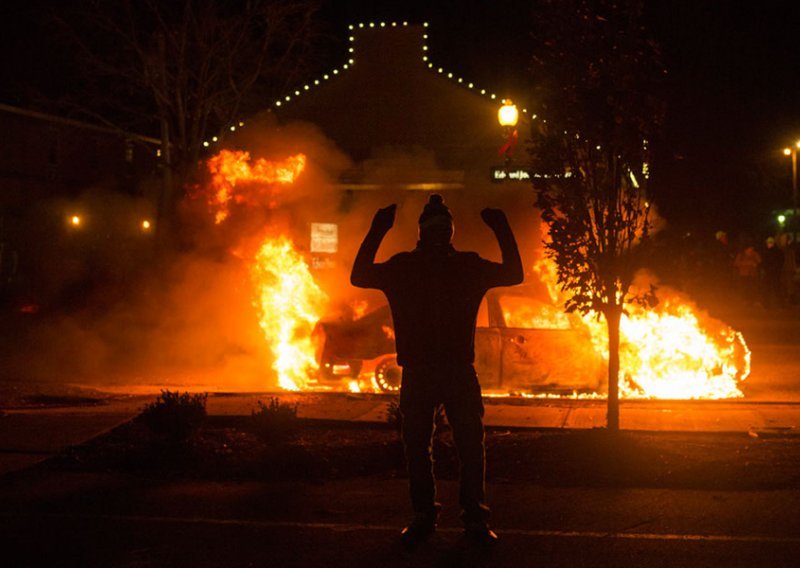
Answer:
[{"xmin": 8, "ymin": 513, "xmax": 800, "ymax": 545}]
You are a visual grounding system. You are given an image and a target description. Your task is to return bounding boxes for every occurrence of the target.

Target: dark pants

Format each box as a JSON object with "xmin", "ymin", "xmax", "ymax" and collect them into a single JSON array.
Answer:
[
  {"xmin": 764, "ymin": 273, "xmax": 784, "ymax": 308},
  {"xmin": 399, "ymin": 364, "xmax": 489, "ymax": 524}
]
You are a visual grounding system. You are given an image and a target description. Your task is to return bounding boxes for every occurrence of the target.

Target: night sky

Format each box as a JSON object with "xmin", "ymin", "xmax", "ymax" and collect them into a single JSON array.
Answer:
[{"xmin": 2, "ymin": 0, "xmax": 799, "ymax": 235}]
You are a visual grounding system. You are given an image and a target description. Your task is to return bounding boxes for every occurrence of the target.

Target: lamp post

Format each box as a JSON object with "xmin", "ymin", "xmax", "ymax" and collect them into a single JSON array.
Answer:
[
  {"xmin": 783, "ymin": 140, "xmax": 800, "ymax": 215},
  {"xmin": 498, "ymin": 99, "xmax": 519, "ymax": 167}
]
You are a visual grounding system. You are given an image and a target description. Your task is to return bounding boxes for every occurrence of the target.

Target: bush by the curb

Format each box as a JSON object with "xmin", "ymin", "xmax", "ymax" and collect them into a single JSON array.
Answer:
[
  {"xmin": 139, "ymin": 390, "xmax": 208, "ymax": 443},
  {"xmin": 250, "ymin": 397, "xmax": 299, "ymax": 442}
]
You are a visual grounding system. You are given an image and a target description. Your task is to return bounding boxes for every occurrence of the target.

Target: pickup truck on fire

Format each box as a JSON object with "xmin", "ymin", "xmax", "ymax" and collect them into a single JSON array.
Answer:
[{"xmin": 313, "ymin": 286, "xmax": 605, "ymax": 394}]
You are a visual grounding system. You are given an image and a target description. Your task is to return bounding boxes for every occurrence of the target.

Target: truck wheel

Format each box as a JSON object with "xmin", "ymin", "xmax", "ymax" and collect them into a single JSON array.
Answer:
[{"xmin": 375, "ymin": 356, "xmax": 402, "ymax": 393}]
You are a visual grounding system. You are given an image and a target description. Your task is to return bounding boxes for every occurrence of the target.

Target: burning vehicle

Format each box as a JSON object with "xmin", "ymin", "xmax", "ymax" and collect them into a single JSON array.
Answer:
[
  {"xmin": 314, "ymin": 286, "xmax": 604, "ymax": 394},
  {"xmin": 313, "ymin": 304, "xmax": 399, "ymax": 391},
  {"xmin": 311, "ymin": 250, "xmax": 751, "ymax": 398},
  {"xmin": 307, "ymin": 257, "xmax": 751, "ymax": 398}
]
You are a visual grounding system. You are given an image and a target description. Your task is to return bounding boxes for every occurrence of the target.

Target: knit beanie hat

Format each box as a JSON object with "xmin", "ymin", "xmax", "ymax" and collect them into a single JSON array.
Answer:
[{"xmin": 418, "ymin": 194, "xmax": 453, "ymax": 227}]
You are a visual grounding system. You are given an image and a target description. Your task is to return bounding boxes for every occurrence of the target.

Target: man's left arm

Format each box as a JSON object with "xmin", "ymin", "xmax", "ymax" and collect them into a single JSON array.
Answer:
[
  {"xmin": 350, "ymin": 204, "xmax": 396, "ymax": 289},
  {"xmin": 479, "ymin": 208, "xmax": 524, "ymax": 287}
]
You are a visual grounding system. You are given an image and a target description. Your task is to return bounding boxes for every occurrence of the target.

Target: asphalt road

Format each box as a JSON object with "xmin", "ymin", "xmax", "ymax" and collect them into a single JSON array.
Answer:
[{"xmin": 2, "ymin": 474, "xmax": 800, "ymax": 567}]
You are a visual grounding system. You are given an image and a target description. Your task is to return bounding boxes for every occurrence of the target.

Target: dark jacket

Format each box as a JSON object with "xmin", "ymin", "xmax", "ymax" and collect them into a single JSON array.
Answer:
[
  {"xmin": 764, "ymin": 246, "xmax": 783, "ymax": 278},
  {"xmin": 350, "ymin": 221, "xmax": 523, "ymax": 368}
]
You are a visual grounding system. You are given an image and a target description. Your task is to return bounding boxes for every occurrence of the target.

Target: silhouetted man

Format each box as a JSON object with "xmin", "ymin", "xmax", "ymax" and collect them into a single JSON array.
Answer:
[{"xmin": 350, "ymin": 195, "xmax": 523, "ymax": 547}]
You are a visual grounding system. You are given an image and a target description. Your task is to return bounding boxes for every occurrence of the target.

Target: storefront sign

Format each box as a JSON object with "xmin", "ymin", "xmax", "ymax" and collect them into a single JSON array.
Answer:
[
  {"xmin": 490, "ymin": 167, "xmax": 573, "ymax": 182},
  {"xmin": 310, "ymin": 222, "xmax": 338, "ymax": 253},
  {"xmin": 491, "ymin": 167, "xmax": 531, "ymax": 182}
]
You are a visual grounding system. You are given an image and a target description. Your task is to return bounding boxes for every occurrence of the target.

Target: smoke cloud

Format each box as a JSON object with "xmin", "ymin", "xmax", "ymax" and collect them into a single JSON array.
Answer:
[{"xmin": 3, "ymin": 113, "xmax": 552, "ymax": 392}]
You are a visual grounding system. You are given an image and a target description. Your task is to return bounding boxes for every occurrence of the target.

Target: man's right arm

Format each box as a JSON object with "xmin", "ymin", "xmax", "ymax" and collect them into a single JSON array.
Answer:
[
  {"xmin": 479, "ymin": 208, "xmax": 524, "ymax": 287},
  {"xmin": 350, "ymin": 204, "xmax": 396, "ymax": 289}
]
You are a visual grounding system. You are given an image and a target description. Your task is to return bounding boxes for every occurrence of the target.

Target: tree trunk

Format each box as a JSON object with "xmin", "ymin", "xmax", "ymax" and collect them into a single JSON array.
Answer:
[{"xmin": 606, "ymin": 305, "xmax": 622, "ymax": 431}]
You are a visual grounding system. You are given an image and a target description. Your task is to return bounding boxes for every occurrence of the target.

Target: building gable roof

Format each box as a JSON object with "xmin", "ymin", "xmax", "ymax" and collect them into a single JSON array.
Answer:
[{"xmin": 269, "ymin": 23, "xmax": 528, "ymax": 186}]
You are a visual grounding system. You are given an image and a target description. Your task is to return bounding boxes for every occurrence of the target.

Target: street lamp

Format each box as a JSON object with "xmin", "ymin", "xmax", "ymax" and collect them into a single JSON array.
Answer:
[
  {"xmin": 498, "ymin": 100, "xmax": 519, "ymax": 128},
  {"xmin": 498, "ymin": 99, "xmax": 519, "ymax": 166},
  {"xmin": 783, "ymin": 140, "xmax": 800, "ymax": 215}
]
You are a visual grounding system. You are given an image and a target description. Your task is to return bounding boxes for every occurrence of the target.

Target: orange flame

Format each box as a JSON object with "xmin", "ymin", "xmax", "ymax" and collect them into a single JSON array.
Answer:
[
  {"xmin": 206, "ymin": 150, "xmax": 306, "ymax": 224},
  {"xmin": 350, "ymin": 299, "xmax": 369, "ymax": 320},
  {"xmin": 532, "ymin": 259, "xmax": 750, "ymax": 399},
  {"xmin": 502, "ymin": 297, "xmax": 571, "ymax": 329},
  {"xmin": 203, "ymin": 149, "xmax": 326, "ymax": 390},
  {"xmin": 616, "ymin": 300, "xmax": 749, "ymax": 398},
  {"xmin": 251, "ymin": 235, "xmax": 328, "ymax": 391}
]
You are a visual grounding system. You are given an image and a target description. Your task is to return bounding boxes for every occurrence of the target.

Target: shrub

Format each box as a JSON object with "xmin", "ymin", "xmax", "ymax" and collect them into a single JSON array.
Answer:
[
  {"xmin": 139, "ymin": 390, "xmax": 208, "ymax": 443},
  {"xmin": 250, "ymin": 397, "xmax": 299, "ymax": 442}
]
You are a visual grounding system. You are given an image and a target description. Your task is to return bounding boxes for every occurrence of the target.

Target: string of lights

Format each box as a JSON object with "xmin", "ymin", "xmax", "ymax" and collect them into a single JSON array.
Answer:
[
  {"xmin": 196, "ymin": 21, "xmax": 647, "ymax": 187},
  {"xmin": 199, "ymin": 21, "xmax": 543, "ymax": 150}
]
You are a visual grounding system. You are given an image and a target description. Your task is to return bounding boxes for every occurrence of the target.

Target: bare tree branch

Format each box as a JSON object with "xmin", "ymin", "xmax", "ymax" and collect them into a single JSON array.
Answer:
[{"xmin": 51, "ymin": 0, "xmax": 320, "ymax": 179}]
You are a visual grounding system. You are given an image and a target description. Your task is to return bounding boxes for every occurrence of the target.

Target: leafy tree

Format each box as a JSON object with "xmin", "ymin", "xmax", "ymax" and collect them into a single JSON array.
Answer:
[
  {"xmin": 52, "ymin": 0, "xmax": 320, "ymax": 234},
  {"xmin": 528, "ymin": 0, "xmax": 665, "ymax": 430}
]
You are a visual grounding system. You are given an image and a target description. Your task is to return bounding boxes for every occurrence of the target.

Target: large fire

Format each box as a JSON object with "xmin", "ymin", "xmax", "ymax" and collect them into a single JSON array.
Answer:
[
  {"xmin": 532, "ymin": 259, "xmax": 750, "ymax": 399},
  {"xmin": 204, "ymin": 149, "xmax": 326, "ymax": 390},
  {"xmin": 616, "ymin": 300, "xmax": 749, "ymax": 398},
  {"xmin": 201, "ymin": 148, "xmax": 749, "ymax": 399},
  {"xmin": 251, "ymin": 236, "xmax": 328, "ymax": 390}
]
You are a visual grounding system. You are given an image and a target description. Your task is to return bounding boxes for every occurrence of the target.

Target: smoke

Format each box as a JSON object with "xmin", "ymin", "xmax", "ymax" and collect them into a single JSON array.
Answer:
[{"xmin": 4, "ymin": 113, "xmax": 553, "ymax": 392}]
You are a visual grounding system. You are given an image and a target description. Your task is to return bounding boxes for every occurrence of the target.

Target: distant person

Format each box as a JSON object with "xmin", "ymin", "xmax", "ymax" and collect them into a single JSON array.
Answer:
[
  {"xmin": 705, "ymin": 230, "xmax": 736, "ymax": 303},
  {"xmin": 350, "ymin": 195, "xmax": 523, "ymax": 547},
  {"xmin": 711, "ymin": 231, "xmax": 733, "ymax": 278},
  {"xmin": 734, "ymin": 243, "xmax": 762, "ymax": 306},
  {"xmin": 779, "ymin": 233, "xmax": 798, "ymax": 304},
  {"xmin": 762, "ymin": 237, "xmax": 784, "ymax": 308}
]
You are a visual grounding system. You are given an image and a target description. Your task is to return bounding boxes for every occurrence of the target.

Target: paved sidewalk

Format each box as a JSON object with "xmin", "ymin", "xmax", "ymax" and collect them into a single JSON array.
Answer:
[
  {"xmin": 206, "ymin": 392, "xmax": 800, "ymax": 434},
  {"xmin": 0, "ymin": 396, "xmax": 150, "ymax": 475},
  {"xmin": 2, "ymin": 391, "xmax": 799, "ymax": 475}
]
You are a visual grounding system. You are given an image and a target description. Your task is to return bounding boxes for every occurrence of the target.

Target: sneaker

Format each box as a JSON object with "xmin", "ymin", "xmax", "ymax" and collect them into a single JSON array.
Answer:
[
  {"xmin": 464, "ymin": 522, "xmax": 499, "ymax": 547},
  {"xmin": 400, "ymin": 513, "xmax": 438, "ymax": 548}
]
